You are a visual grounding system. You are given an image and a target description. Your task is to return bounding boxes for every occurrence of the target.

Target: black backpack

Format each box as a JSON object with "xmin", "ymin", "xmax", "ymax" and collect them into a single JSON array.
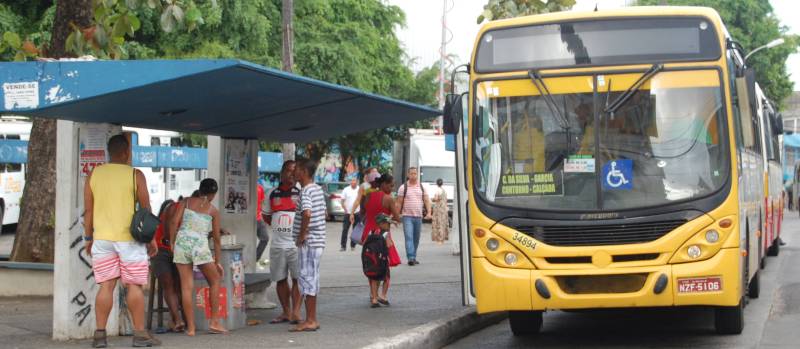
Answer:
[{"xmin": 361, "ymin": 230, "xmax": 389, "ymax": 281}]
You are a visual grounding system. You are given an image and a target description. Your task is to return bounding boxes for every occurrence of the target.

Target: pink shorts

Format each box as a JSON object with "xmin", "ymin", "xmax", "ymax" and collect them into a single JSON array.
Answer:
[{"xmin": 91, "ymin": 240, "xmax": 149, "ymax": 285}]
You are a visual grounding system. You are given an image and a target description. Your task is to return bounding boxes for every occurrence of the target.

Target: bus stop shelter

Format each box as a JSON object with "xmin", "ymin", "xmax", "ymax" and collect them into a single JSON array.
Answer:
[{"xmin": 0, "ymin": 59, "xmax": 441, "ymax": 340}]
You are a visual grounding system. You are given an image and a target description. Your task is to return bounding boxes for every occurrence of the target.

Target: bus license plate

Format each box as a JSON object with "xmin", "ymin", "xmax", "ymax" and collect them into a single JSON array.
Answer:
[{"xmin": 677, "ymin": 277, "xmax": 722, "ymax": 293}]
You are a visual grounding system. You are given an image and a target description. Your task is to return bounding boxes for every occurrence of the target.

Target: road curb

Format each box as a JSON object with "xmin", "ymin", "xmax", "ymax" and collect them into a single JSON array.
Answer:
[{"xmin": 362, "ymin": 307, "xmax": 507, "ymax": 349}]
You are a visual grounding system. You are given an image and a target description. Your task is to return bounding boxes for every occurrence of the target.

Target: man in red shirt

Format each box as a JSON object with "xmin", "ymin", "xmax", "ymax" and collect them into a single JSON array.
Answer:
[
  {"xmin": 263, "ymin": 160, "xmax": 302, "ymax": 324},
  {"xmin": 256, "ymin": 182, "xmax": 268, "ymax": 260}
]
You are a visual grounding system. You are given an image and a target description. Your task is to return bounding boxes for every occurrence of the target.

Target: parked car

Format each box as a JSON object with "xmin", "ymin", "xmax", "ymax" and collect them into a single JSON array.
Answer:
[{"xmin": 320, "ymin": 182, "xmax": 349, "ymax": 221}]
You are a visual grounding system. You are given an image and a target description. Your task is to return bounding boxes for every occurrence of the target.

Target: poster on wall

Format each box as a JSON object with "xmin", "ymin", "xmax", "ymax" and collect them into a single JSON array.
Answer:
[
  {"xmin": 78, "ymin": 124, "xmax": 115, "ymax": 177},
  {"xmin": 224, "ymin": 140, "xmax": 251, "ymax": 214}
]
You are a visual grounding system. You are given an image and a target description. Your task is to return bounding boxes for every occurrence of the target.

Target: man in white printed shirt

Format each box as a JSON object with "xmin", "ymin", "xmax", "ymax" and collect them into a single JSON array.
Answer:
[{"xmin": 339, "ymin": 178, "xmax": 360, "ymax": 251}]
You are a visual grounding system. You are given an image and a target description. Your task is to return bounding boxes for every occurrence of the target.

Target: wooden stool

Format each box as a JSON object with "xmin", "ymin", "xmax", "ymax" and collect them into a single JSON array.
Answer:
[{"xmin": 146, "ymin": 271, "xmax": 169, "ymax": 331}]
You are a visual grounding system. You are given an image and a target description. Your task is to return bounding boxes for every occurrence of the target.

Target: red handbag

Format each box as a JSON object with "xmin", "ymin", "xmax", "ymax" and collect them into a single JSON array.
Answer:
[{"xmin": 388, "ymin": 244, "xmax": 401, "ymax": 267}]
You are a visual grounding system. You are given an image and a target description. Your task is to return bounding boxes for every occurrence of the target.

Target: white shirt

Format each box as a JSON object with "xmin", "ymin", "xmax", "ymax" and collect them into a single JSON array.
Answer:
[{"xmin": 341, "ymin": 185, "xmax": 360, "ymax": 214}]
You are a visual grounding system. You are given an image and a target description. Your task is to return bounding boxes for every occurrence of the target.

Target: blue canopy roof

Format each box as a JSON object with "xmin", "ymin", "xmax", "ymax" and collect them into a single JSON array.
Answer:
[{"xmin": 0, "ymin": 60, "xmax": 440, "ymax": 142}]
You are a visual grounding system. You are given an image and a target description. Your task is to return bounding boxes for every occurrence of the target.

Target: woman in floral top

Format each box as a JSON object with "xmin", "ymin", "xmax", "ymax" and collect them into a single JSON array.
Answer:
[{"xmin": 169, "ymin": 178, "xmax": 228, "ymax": 336}]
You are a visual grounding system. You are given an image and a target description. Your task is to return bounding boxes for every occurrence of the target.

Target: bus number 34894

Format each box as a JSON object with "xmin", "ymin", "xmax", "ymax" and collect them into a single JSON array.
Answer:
[{"xmin": 512, "ymin": 232, "xmax": 537, "ymax": 250}]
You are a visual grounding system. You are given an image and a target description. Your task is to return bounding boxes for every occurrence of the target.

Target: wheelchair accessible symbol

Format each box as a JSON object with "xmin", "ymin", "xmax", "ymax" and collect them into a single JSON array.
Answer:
[{"xmin": 602, "ymin": 159, "xmax": 633, "ymax": 190}]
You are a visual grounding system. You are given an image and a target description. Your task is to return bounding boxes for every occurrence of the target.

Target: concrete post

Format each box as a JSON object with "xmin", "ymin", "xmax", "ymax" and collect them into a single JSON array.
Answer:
[
  {"xmin": 208, "ymin": 137, "xmax": 258, "ymax": 271},
  {"xmin": 53, "ymin": 122, "xmax": 122, "ymax": 340}
]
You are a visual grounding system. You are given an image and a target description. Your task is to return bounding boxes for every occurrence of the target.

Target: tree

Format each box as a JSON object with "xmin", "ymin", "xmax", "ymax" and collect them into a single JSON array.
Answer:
[
  {"xmin": 6, "ymin": 1, "xmax": 91, "ymax": 263},
  {"xmin": 281, "ymin": 0, "xmax": 296, "ymax": 161},
  {"xmin": 477, "ymin": 0, "xmax": 575, "ymax": 23},
  {"xmin": 290, "ymin": 0, "xmax": 436, "ymax": 169},
  {"xmin": 3, "ymin": 0, "xmax": 210, "ymax": 262},
  {"xmin": 3, "ymin": 0, "xmax": 440, "ymax": 261},
  {"xmin": 637, "ymin": 0, "xmax": 799, "ymax": 108}
]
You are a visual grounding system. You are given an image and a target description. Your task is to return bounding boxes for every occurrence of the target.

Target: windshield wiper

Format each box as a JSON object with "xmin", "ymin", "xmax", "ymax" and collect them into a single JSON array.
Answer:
[
  {"xmin": 604, "ymin": 64, "xmax": 663, "ymax": 115},
  {"xmin": 528, "ymin": 69, "xmax": 570, "ymax": 129}
]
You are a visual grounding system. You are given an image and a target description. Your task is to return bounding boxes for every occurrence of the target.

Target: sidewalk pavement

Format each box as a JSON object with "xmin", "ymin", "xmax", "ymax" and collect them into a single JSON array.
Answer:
[{"xmin": 0, "ymin": 221, "xmax": 466, "ymax": 349}]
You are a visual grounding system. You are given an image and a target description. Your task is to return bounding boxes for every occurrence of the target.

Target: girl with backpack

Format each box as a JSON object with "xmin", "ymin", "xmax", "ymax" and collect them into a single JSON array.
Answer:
[{"xmin": 360, "ymin": 174, "xmax": 401, "ymax": 307}]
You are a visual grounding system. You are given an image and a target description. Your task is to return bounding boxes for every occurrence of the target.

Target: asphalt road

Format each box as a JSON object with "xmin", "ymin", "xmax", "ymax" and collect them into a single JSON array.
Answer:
[{"xmin": 447, "ymin": 213, "xmax": 800, "ymax": 349}]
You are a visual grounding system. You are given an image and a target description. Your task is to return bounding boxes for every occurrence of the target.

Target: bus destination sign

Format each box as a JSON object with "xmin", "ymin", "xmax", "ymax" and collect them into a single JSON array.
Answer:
[{"xmin": 499, "ymin": 171, "xmax": 563, "ymax": 196}]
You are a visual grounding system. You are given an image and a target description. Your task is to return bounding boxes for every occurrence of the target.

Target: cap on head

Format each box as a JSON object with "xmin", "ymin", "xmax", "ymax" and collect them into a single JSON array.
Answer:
[{"xmin": 366, "ymin": 171, "xmax": 381, "ymax": 183}]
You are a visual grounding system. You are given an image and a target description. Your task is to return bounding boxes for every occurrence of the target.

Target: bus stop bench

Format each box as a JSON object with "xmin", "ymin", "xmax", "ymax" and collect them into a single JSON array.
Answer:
[{"xmin": 244, "ymin": 273, "xmax": 271, "ymax": 294}]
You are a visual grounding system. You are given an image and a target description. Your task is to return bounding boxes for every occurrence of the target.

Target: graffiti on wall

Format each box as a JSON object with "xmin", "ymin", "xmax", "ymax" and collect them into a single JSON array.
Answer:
[{"xmin": 68, "ymin": 214, "xmax": 95, "ymax": 327}]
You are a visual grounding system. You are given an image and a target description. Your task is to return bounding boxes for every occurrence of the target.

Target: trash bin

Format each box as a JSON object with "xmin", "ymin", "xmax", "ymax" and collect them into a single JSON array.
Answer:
[{"xmin": 192, "ymin": 243, "xmax": 246, "ymax": 331}]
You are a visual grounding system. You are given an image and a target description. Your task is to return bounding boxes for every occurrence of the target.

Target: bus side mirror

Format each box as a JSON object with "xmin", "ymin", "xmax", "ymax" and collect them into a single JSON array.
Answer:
[{"xmin": 443, "ymin": 93, "xmax": 466, "ymax": 135}]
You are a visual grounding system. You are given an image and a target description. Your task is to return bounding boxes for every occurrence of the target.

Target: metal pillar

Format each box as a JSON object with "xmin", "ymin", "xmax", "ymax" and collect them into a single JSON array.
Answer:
[{"xmin": 454, "ymin": 119, "xmax": 474, "ymax": 305}]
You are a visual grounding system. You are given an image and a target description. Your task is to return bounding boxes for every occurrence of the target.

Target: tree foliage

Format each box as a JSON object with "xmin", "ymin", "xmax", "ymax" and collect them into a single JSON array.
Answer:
[
  {"xmin": 477, "ymin": 0, "xmax": 575, "ymax": 24},
  {"xmin": 2, "ymin": 0, "xmax": 440, "ymax": 261},
  {"xmin": 637, "ymin": 0, "xmax": 799, "ymax": 108}
]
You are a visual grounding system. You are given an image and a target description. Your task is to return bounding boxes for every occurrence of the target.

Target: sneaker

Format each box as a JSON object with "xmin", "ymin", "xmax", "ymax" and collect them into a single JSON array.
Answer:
[
  {"xmin": 340, "ymin": 247, "xmax": 346, "ymax": 252},
  {"xmin": 351, "ymin": 246, "xmax": 356, "ymax": 251},
  {"xmin": 92, "ymin": 330, "xmax": 107, "ymax": 348},
  {"xmin": 408, "ymin": 259, "xmax": 416, "ymax": 266},
  {"xmin": 132, "ymin": 330, "xmax": 161, "ymax": 347}
]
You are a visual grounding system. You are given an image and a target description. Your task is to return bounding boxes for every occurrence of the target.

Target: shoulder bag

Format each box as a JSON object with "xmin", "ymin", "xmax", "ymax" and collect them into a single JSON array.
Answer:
[{"xmin": 130, "ymin": 169, "xmax": 160, "ymax": 243}]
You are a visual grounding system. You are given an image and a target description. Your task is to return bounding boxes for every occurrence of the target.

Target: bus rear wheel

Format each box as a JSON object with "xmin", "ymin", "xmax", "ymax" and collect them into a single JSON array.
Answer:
[
  {"xmin": 767, "ymin": 238, "xmax": 780, "ymax": 256},
  {"xmin": 714, "ymin": 297, "xmax": 744, "ymax": 335},
  {"xmin": 748, "ymin": 271, "xmax": 760, "ymax": 299},
  {"xmin": 509, "ymin": 311, "xmax": 543, "ymax": 336}
]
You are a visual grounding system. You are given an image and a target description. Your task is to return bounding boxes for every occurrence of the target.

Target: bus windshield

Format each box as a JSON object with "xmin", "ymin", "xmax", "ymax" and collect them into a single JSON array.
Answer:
[{"xmin": 472, "ymin": 70, "xmax": 728, "ymax": 211}]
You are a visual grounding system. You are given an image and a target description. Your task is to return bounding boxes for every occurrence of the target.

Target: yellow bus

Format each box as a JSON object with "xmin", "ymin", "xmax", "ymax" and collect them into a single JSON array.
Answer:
[
  {"xmin": 753, "ymin": 85, "xmax": 784, "ymax": 261},
  {"xmin": 444, "ymin": 6, "xmax": 774, "ymax": 335}
]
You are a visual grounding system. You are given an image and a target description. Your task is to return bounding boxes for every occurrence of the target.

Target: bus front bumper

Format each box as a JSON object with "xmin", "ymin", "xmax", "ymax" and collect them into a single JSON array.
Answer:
[{"xmin": 473, "ymin": 247, "xmax": 741, "ymax": 314}]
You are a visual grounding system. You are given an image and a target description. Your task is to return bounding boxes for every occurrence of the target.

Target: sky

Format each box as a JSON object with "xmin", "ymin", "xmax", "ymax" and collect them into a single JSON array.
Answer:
[{"xmin": 389, "ymin": 0, "xmax": 800, "ymax": 90}]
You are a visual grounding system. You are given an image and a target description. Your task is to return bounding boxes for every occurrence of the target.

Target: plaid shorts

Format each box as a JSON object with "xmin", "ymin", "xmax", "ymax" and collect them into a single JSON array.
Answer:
[{"xmin": 298, "ymin": 245, "xmax": 324, "ymax": 296}]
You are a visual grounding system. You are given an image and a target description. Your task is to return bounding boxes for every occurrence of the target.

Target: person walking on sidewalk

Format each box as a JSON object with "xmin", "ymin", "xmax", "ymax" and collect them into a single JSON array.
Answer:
[
  {"xmin": 84, "ymin": 134, "xmax": 160, "ymax": 348},
  {"xmin": 360, "ymin": 175, "xmax": 401, "ymax": 307},
  {"xmin": 169, "ymin": 178, "xmax": 228, "ymax": 336},
  {"xmin": 255, "ymin": 181, "xmax": 269, "ymax": 261},
  {"xmin": 263, "ymin": 160, "xmax": 302, "ymax": 325},
  {"xmin": 431, "ymin": 178, "xmax": 449, "ymax": 244},
  {"xmin": 396, "ymin": 167, "xmax": 431, "ymax": 266},
  {"xmin": 340, "ymin": 178, "xmax": 360, "ymax": 251},
  {"xmin": 291, "ymin": 159, "xmax": 327, "ymax": 332},
  {"xmin": 349, "ymin": 167, "xmax": 380, "ymax": 225}
]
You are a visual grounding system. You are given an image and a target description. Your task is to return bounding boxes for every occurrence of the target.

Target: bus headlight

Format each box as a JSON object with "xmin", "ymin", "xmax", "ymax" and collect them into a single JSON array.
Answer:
[
  {"xmin": 687, "ymin": 245, "xmax": 702, "ymax": 259},
  {"xmin": 486, "ymin": 238, "xmax": 499, "ymax": 251},
  {"xmin": 705, "ymin": 230, "xmax": 719, "ymax": 243},
  {"xmin": 504, "ymin": 252, "xmax": 518, "ymax": 265}
]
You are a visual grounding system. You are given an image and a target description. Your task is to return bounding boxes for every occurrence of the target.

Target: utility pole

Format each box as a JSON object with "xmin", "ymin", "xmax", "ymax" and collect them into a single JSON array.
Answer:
[
  {"xmin": 281, "ymin": 0, "xmax": 296, "ymax": 161},
  {"xmin": 437, "ymin": 0, "xmax": 451, "ymax": 132}
]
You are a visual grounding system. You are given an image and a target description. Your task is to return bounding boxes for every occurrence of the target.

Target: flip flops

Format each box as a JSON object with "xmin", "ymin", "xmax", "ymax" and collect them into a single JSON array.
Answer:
[
  {"xmin": 269, "ymin": 317, "xmax": 290, "ymax": 324},
  {"xmin": 289, "ymin": 325, "xmax": 320, "ymax": 332},
  {"xmin": 207, "ymin": 327, "xmax": 229, "ymax": 335}
]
